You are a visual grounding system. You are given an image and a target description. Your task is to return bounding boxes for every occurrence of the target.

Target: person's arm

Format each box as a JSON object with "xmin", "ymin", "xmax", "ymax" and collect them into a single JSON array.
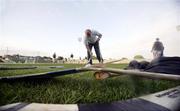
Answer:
[
  {"xmin": 93, "ymin": 30, "xmax": 102, "ymax": 41},
  {"xmin": 84, "ymin": 37, "xmax": 92, "ymax": 55},
  {"xmin": 85, "ymin": 45, "xmax": 92, "ymax": 55},
  {"xmin": 97, "ymin": 34, "xmax": 102, "ymax": 41},
  {"xmin": 160, "ymin": 42, "xmax": 164, "ymax": 50},
  {"xmin": 151, "ymin": 43, "xmax": 155, "ymax": 52},
  {"xmin": 85, "ymin": 45, "xmax": 90, "ymax": 52}
]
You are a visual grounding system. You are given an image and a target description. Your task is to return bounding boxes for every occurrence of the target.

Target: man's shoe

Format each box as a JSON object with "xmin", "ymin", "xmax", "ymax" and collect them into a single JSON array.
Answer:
[
  {"xmin": 100, "ymin": 59, "xmax": 104, "ymax": 64},
  {"xmin": 84, "ymin": 63, "xmax": 92, "ymax": 68}
]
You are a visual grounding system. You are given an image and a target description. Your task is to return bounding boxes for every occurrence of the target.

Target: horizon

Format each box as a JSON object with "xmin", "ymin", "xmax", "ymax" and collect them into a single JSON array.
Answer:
[{"xmin": 0, "ymin": 0, "xmax": 180, "ymax": 60}]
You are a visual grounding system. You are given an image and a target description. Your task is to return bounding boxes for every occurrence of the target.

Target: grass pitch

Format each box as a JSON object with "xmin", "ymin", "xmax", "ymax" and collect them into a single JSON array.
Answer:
[{"xmin": 0, "ymin": 63, "xmax": 180, "ymax": 105}]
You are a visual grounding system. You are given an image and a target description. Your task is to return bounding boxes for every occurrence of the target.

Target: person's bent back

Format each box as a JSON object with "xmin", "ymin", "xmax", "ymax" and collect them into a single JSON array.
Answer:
[{"xmin": 151, "ymin": 38, "xmax": 164, "ymax": 59}]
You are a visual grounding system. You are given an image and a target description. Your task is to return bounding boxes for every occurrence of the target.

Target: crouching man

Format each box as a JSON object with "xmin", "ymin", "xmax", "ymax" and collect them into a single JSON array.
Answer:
[{"xmin": 84, "ymin": 29, "xmax": 103, "ymax": 67}]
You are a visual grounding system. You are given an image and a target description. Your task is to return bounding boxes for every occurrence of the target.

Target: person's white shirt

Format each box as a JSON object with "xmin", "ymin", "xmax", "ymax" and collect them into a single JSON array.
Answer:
[{"xmin": 84, "ymin": 30, "xmax": 102, "ymax": 45}]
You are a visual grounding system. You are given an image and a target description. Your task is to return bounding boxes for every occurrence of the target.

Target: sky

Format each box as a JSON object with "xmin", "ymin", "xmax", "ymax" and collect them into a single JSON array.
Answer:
[{"xmin": 0, "ymin": 0, "xmax": 180, "ymax": 59}]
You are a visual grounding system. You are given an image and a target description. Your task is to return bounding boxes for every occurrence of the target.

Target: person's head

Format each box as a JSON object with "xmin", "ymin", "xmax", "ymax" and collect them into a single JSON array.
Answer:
[
  {"xmin": 156, "ymin": 38, "xmax": 159, "ymax": 41},
  {"xmin": 85, "ymin": 29, "xmax": 91, "ymax": 37}
]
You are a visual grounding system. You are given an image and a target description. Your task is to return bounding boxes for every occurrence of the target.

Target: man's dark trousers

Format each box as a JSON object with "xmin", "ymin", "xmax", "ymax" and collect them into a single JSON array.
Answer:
[{"xmin": 87, "ymin": 41, "xmax": 103, "ymax": 64}]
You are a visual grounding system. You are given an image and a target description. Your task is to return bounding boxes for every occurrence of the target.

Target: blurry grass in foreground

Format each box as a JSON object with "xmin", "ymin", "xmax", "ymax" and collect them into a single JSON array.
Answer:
[{"xmin": 0, "ymin": 63, "xmax": 180, "ymax": 105}]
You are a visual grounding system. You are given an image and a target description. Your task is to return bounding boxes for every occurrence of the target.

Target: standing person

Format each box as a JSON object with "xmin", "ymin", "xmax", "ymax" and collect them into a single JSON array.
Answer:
[
  {"xmin": 151, "ymin": 38, "xmax": 164, "ymax": 59},
  {"xmin": 84, "ymin": 29, "xmax": 103, "ymax": 66}
]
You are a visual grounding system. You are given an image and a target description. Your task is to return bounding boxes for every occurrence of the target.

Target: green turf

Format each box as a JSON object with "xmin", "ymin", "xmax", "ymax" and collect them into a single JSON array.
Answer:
[{"xmin": 0, "ymin": 63, "xmax": 180, "ymax": 105}]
